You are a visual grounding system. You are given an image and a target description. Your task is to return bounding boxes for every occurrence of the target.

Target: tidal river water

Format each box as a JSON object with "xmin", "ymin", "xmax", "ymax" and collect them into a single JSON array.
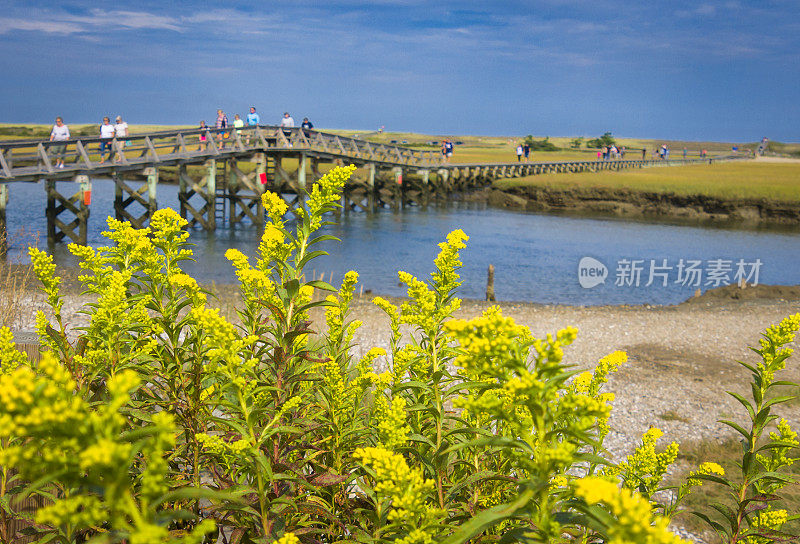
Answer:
[{"xmin": 5, "ymin": 179, "xmax": 800, "ymax": 306}]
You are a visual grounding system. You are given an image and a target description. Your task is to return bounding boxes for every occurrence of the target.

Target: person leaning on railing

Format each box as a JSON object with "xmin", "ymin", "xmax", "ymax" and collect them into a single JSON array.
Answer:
[{"xmin": 49, "ymin": 117, "xmax": 70, "ymax": 169}]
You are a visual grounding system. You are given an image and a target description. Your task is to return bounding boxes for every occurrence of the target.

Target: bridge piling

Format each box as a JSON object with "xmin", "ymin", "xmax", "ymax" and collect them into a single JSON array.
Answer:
[
  {"xmin": 0, "ymin": 184, "xmax": 7, "ymax": 258},
  {"xmin": 46, "ymin": 176, "xmax": 90, "ymax": 246},
  {"xmin": 178, "ymin": 161, "xmax": 216, "ymax": 231},
  {"xmin": 113, "ymin": 169, "xmax": 157, "ymax": 229},
  {"xmin": 227, "ymin": 156, "xmax": 264, "ymax": 227}
]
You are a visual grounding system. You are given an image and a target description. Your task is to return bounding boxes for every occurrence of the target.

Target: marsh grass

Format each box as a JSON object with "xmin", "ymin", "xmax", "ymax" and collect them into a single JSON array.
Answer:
[
  {"xmin": 0, "ymin": 249, "xmax": 34, "ymax": 330},
  {"xmin": 667, "ymin": 438, "xmax": 800, "ymax": 541},
  {"xmin": 658, "ymin": 410, "xmax": 690, "ymax": 423},
  {"xmin": 494, "ymin": 161, "xmax": 800, "ymax": 202}
]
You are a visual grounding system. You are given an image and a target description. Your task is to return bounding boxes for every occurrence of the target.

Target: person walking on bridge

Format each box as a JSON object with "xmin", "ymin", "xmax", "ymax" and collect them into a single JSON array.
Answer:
[
  {"xmin": 99, "ymin": 116, "xmax": 115, "ymax": 163},
  {"xmin": 216, "ymin": 109, "xmax": 229, "ymax": 148},
  {"xmin": 233, "ymin": 114, "xmax": 244, "ymax": 139},
  {"xmin": 245, "ymin": 107, "xmax": 260, "ymax": 144},
  {"xmin": 198, "ymin": 120, "xmax": 208, "ymax": 151},
  {"xmin": 114, "ymin": 116, "xmax": 128, "ymax": 163},
  {"xmin": 516, "ymin": 143, "xmax": 524, "ymax": 162},
  {"xmin": 279, "ymin": 112, "xmax": 295, "ymax": 145},
  {"xmin": 301, "ymin": 117, "xmax": 314, "ymax": 139},
  {"xmin": 49, "ymin": 117, "xmax": 70, "ymax": 169}
]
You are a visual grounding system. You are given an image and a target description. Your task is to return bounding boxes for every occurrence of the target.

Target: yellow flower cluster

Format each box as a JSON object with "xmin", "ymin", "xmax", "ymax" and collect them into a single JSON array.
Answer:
[
  {"xmin": 397, "ymin": 271, "xmax": 439, "ymax": 333},
  {"xmin": 262, "ymin": 190, "xmax": 289, "ymax": 224},
  {"xmin": 685, "ymin": 461, "xmax": 725, "ymax": 487},
  {"xmin": 748, "ymin": 509, "xmax": 788, "ymax": 544},
  {"xmin": 756, "ymin": 418, "xmax": 798, "ymax": 474},
  {"xmin": 354, "ymin": 447, "xmax": 443, "ymax": 544},
  {"xmin": 431, "ymin": 229, "xmax": 468, "ymax": 295},
  {"xmin": 305, "ymin": 165, "xmax": 355, "ymax": 231},
  {"xmin": 149, "ymin": 207, "xmax": 190, "ymax": 243},
  {"xmin": 574, "ymin": 477, "xmax": 689, "ymax": 544},
  {"xmin": 531, "ymin": 326, "xmax": 578, "ymax": 367},
  {"xmin": 196, "ymin": 432, "xmax": 253, "ymax": 466},
  {"xmin": 569, "ymin": 351, "xmax": 624, "ymax": 441},
  {"xmin": 35, "ymin": 495, "xmax": 104, "ymax": 530},
  {"xmin": 607, "ymin": 428, "xmax": 678, "ymax": 497},
  {"xmin": 274, "ymin": 532, "xmax": 300, "ymax": 544},
  {"xmin": 169, "ymin": 272, "xmax": 206, "ymax": 306},
  {"xmin": 257, "ymin": 192, "xmax": 292, "ymax": 270},
  {"xmin": 375, "ymin": 395, "xmax": 411, "ymax": 449},
  {"xmin": 757, "ymin": 313, "xmax": 800, "ymax": 385},
  {"xmin": 0, "ymin": 326, "xmax": 28, "ymax": 372},
  {"xmin": 445, "ymin": 306, "xmax": 531, "ymax": 379},
  {"xmin": 98, "ymin": 216, "xmax": 163, "ymax": 278},
  {"xmin": 0, "ymin": 353, "xmax": 79, "ymax": 441},
  {"xmin": 28, "ymin": 247, "xmax": 63, "ymax": 316},
  {"xmin": 394, "ymin": 229, "xmax": 468, "ymax": 335},
  {"xmin": 389, "ymin": 345, "xmax": 421, "ymax": 384},
  {"xmin": 324, "ymin": 271, "xmax": 361, "ymax": 347},
  {"xmin": 190, "ymin": 306, "xmax": 256, "ymax": 376}
]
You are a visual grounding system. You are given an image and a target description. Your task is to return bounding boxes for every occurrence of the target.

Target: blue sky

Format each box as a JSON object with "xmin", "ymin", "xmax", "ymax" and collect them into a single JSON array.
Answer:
[{"xmin": 1, "ymin": 1, "xmax": 798, "ymax": 142}]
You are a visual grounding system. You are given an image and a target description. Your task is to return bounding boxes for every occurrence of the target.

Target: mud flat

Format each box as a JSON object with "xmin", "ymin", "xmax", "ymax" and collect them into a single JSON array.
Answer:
[{"xmin": 466, "ymin": 185, "xmax": 800, "ymax": 227}]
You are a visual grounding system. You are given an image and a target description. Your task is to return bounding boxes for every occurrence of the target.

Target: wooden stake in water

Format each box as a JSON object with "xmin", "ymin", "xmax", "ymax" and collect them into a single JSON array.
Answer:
[{"xmin": 486, "ymin": 264, "xmax": 496, "ymax": 302}]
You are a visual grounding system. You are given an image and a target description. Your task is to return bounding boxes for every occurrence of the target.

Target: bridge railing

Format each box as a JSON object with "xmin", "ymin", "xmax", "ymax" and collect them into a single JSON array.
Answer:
[{"xmin": 0, "ymin": 126, "xmax": 444, "ymax": 180}]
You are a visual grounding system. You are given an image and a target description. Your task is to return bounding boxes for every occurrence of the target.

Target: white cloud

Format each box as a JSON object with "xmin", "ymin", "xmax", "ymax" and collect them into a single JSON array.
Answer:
[
  {"xmin": 0, "ymin": 18, "xmax": 86, "ymax": 34},
  {"xmin": 0, "ymin": 8, "xmax": 182, "ymax": 35}
]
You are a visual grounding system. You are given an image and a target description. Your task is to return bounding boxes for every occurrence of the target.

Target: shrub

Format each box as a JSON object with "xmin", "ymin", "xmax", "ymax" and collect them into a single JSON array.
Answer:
[
  {"xmin": 524, "ymin": 135, "xmax": 559, "ymax": 151},
  {"xmin": 586, "ymin": 132, "xmax": 616, "ymax": 149},
  {"xmin": 0, "ymin": 164, "xmax": 797, "ymax": 543}
]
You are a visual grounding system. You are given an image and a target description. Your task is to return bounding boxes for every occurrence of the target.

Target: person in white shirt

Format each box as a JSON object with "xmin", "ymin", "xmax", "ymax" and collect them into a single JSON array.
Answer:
[
  {"xmin": 114, "ymin": 116, "xmax": 129, "ymax": 162},
  {"xmin": 516, "ymin": 144, "xmax": 524, "ymax": 162},
  {"xmin": 49, "ymin": 116, "xmax": 70, "ymax": 168},
  {"xmin": 280, "ymin": 112, "xmax": 295, "ymax": 128},
  {"xmin": 279, "ymin": 112, "xmax": 294, "ymax": 145},
  {"xmin": 99, "ymin": 117, "xmax": 115, "ymax": 163}
]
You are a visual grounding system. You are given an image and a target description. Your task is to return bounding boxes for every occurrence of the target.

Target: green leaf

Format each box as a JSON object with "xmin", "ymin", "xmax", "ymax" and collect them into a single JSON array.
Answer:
[
  {"xmin": 440, "ymin": 487, "xmax": 537, "ymax": 544},
  {"xmin": 719, "ymin": 419, "xmax": 751, "ymax": 442},
  {"xmin": 691, "ymin": 473, "xmax": 734, "ymax": 488},
  {"xmin": 443, "ymin": 471, "xmax": 516, "ymax": 505},
  {"xmin": 691, "ymin": 511, "xmax": 731, "ymax": 539},
  {"xmin": 726, "ymin": 391, "xmax": 756, "ymax": 421}
]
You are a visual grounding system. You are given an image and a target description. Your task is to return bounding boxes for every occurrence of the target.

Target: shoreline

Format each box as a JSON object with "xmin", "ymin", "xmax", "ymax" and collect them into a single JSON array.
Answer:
[{"xmin": 468, "ymin": 185, "xmax": 800, "ymax": 227}]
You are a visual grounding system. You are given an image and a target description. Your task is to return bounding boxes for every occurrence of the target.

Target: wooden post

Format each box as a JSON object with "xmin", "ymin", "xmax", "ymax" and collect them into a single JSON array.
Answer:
[
  {"xmin": 298, "ymin": 152, "xmax": 307, "ymax": 191},
  {"xmin": 206, "ymin": 159, "xmax": 216, "ymax": 231},
  {"xmin": 77, "ymin": 175, "xmax": 91, "ymax": 245},
  {"xmin": 178, "ymin": 164, "xmax": 188, "ymax": 221},
  {"xmin": 367, "ymin": 162, "xmax": 376, "ymax": 211},
  {"xmin": 486, "ymin": 264, "xmax": 496, "ymax": 302},
  {"xmin": 145, "ymin": 167, "xmax": 158, "ymax": 217},
  {"xmin": 12, "ymin": 330, "xmax": 40, "ymax": 362},
  {"xmin": 0, "ymin": 184, "xmax": 7, "ymax": 258},
  {"xmin": 46, "ymin": 180, "xmax": 56, "ymax": 246},
  {"xmin": 393, "ymin": 167, "xmax": 403, "ymax": 210},
  {"xmin": 255, "ymin": 152, "xmax": 266, "ymax": 185}
]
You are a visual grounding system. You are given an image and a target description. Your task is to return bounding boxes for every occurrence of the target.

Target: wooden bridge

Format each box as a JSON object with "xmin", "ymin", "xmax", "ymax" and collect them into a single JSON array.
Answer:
[{"xmin": 0, "ymin": 125, "xmax": 740, "ymax": 251}]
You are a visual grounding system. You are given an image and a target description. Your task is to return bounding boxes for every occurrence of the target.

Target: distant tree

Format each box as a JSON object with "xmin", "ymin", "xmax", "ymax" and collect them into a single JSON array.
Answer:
[
  {"xmin": 570, "ymin": 137, "xmax": 584, "ymax": 149},
  {"xmin": 524, "ymin": 135, "xmax": 559, "ymax": 151},
  {"xmin": 586, "ymin": 132, "xmax": 616, "ymax": 149}
]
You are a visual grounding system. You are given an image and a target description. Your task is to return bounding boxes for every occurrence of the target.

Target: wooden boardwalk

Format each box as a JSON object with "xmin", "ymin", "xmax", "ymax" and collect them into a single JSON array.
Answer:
[{"xmin": 0, "ymin": 126, "xmax": 745, "ymax": 248}]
